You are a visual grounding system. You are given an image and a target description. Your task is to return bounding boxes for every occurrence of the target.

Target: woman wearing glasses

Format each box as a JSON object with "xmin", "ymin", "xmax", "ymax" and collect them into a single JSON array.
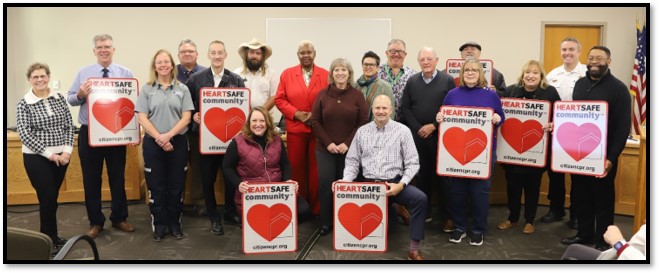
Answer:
[
  {"xmin": 354, "ymin": 51, "xmax": 394, "ymax": 121},
  {"xmin": 436, "ymin": 59, "xmax": 505, "ymax": 246}
]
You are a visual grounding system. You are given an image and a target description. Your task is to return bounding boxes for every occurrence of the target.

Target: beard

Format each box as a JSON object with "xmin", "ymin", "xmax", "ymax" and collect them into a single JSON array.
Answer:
[
  {"xmin": 246, "ymin": 58, "xmax": 263, "ymax": 72},
  {"xmin": 587, "ymin": 63, "xmax": 609, "ymax": 79}
]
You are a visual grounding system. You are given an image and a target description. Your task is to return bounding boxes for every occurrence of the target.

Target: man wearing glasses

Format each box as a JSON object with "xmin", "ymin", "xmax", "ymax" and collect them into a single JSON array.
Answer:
[
  {"xmin": 378, "ymin": 39, "xmax": 417, "ymax": 122},
  {"xmin": 177, "ymin": 39, "xmax": 206, "ymax": 84},
  {"xmin": 560, "ymin": 46, "xmax": 631, "ymax": 251},
  {"xmin": 176, "ymin": 39, "xmax": 207, "ymax": 217}
]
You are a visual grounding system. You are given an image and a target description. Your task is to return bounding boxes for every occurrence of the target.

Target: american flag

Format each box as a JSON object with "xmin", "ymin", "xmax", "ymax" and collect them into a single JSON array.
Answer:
[{"xmin": 630, "ymin": 20, "xmax": 646, "ymax": 134}]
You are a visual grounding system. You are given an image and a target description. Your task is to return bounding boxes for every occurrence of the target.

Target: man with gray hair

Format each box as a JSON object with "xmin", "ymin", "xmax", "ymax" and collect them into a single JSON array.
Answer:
[
  {"xmin": 458, "ymin": 41, "xmax": 507, "ymax": 96},
  {"xmin": 176, "ymin": 39, "xmax": 207, "ymax": 217},
  {"xmin": 177, "ymin": 39, "xmax": 206, "ymax": 83},
  {"xmin": 401, "ymin": 46, "xmax": 455, "ymax": 231},
  {"xmin": 67, "ymin": 34, "xmax": 135, "ymax": 239},
  {"xmin": 378, "ymin": 39, "xmax": 417, "ymax": 122}
]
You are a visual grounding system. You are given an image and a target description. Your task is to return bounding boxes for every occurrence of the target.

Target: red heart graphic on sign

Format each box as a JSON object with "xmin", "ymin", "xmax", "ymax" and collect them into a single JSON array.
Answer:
[
  {"xmin": 337, "ymin": 203, "xmax": 383, "ymax": 240},
  {"xmin": 442, "ymin": 127, "xmax": 488, "ymax": 165},
  {"xmin": 204, "ymin": 107, "xmax": 246, "ymax": 142},
  {"xmin": 556, "ymin": 122, "xmax": 602, "ymax": 162},
  {"xmin": 500, "ymin": 118, "xmax": 544, "ymax": 154},
  {"xmin": 91, "ymin": 98, "xmax": 135, "ymax": 134},
  {"xmin": 246, "ymin": 203, "xmax": 292, "ymax": 241}
]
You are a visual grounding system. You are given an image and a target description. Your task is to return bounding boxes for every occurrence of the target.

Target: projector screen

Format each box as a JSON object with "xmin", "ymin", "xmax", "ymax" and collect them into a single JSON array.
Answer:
[{"xmin": 266, "ymin": 18, "xmax": 392, "ymax": 78}]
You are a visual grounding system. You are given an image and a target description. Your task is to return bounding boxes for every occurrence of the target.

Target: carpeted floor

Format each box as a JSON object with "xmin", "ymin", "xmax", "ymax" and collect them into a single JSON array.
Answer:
[{"xmin": 5, "ymin": 202, "xmax": 634, "ymax": 262}]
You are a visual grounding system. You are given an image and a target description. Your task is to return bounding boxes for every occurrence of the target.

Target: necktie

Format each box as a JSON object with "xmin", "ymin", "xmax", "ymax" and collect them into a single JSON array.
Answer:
[{"xmin": 102, "ymin": 68, "xmax": 109, "ymax": 78}]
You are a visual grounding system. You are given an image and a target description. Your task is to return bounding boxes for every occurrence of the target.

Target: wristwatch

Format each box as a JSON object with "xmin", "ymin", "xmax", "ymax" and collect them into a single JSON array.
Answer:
[{"xmin": 613, "ymin": 240, "xmax": 627, "ymax": 251}]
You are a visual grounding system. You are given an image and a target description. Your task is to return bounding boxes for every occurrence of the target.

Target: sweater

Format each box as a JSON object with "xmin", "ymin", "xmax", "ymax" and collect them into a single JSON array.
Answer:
[
  {"xmin": 310, "ymin": 84, "xmax": 369, "ymax": 150},
  {"xmin": 572, "ymin": 69, "xmax": 631, "ymax": 164},
  {"xmin": 401, "ymin": 70, "xmax": 456, "ymax": 134}
]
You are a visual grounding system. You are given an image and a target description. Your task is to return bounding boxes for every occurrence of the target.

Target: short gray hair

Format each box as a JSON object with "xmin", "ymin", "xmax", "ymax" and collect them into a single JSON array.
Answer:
[
  {"xmin": 328, "ymin": 58, "xmax": 354, "ymax": 85},
  {"xmin": 388, "ymin": 39, "xmax": 407, "ymax": 50},
  {"xmin": 93, "ymin": 34, "xmax": 113, "ymax": 46},
  {"xmin": 178, "ymin": 39, "xmax": 198, "ymax": 51}
]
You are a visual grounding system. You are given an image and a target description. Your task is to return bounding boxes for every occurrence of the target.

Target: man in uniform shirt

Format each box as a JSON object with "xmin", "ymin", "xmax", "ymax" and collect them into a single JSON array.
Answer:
[{"xmin": 543, "ymin": 37, "xmax": 588, "ymax": 228}]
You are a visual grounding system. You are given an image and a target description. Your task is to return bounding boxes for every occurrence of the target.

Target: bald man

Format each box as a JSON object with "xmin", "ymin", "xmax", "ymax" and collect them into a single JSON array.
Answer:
[{"xmin": 340, "ymin": 95, "xmax": 428, "ymax": 260}]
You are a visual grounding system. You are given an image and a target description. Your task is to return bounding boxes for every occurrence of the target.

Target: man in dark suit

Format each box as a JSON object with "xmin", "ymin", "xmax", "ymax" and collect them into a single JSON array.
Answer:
[{"xmin": 186, "ymin": 40, "xmax": 245, "ymax": 235}]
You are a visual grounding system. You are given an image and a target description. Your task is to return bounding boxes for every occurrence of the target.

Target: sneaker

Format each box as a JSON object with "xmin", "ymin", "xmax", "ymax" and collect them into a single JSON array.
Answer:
[
  {"xmin": 469, "ymin": 233, "xmax": 484, "ymax": 246},
  {"xmin": 425, "ymin": 217, "xmax": 432, "ymax": 223},
  {"xmin": 448, "ymin": 230, "xmax": 466, "ymax": 243}
]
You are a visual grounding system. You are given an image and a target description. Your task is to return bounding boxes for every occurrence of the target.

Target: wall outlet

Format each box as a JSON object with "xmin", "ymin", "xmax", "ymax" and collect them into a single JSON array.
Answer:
[{"xmin": 52, "ymin": 80, "xmax": 60, "ymax": 90}]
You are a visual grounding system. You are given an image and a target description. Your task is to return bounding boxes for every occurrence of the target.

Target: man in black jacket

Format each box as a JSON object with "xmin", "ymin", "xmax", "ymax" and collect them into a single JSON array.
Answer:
[
  {"xmin": 186, "ymin": 40, "xmax": 245, "ymax": 235},
  {"xmin": 560, "ymin": 46, "xmax": 631, "ymax": 251}
]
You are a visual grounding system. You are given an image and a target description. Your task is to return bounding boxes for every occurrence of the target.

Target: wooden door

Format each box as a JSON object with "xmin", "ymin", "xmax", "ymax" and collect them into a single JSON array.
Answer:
[{"xmin": 543, "ymin": 25, "xmax": 602, "ymax": 73}]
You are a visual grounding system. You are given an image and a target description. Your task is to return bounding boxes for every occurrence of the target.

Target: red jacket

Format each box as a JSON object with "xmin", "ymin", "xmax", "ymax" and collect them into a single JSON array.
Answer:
[{"xmin": 275, "ymin": 64, "xmax": 329, "ymax": 133}]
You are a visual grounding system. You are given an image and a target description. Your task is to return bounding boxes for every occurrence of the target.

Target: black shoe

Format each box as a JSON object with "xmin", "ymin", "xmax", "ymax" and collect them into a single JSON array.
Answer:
[
  {"xmin": 541, "ymin": 210, "xmax": 565, "ymax": 223},
  {"xmin": 224, "ymin": 212, "xmax": 240, "ymax": 225},
  {"xmin": 211, "ymin": 220, "xmax": 224, "ymax": 235},
  {"xmin": 319, "ymin": 225, "xmax": 332, "ymax": 236},
  {"xmin": 153, "ymin": 232, "xmax": 165, "ymax": 242},
  {"xmin": 54, "ymin": 237, "xmax": 67, "ymax": 247},
  {"xmin": 171, "ymin": 230, "xmax": 184, "ymax": 240},
  {"xmin": 567, "ymin": 218, "xmax": 579, "ymax": 230},
  {"xmin": 560, "ymin": 235, "xmax": 594, "ymax": 245}
]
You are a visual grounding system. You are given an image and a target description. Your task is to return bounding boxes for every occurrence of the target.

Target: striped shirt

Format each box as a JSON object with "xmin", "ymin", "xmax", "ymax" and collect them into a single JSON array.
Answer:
[{"xmin": 343, "ymin": 120, "xmax": 419, "ymax": 185}]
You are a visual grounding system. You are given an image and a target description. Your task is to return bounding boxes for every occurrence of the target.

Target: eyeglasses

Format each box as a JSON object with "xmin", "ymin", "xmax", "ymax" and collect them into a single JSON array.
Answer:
[
  {"xmin": 587, "ymin": 56, "xmax": 609, "ymax": 62},
  {"xmin": 179, "ymin": 50, "xmax": 196, "ymax": 55},
  {"xmin": 95, "ymin": 45, "xmax": 113, "ymax": 50},
  {"xmin": 362, "ymin": 63, "xmax": 377, "ymax": 68},
  {"xmin": 387, "ymin": 49, "xmax": 406, "ymax": 55},
  {"xmin": 464, "ymin": 68, "xmax": 479, "ymax": 74}
]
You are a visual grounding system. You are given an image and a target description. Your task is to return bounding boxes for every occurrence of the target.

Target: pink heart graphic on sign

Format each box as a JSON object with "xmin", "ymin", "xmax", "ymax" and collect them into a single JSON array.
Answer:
[
  {"xmin": 338, "ymin": 203, "xmax": 383, "ymax": 240},
  {"xmin": 246, "ymin": 203, "xmax": 292, "ymax": 241},
  {"xmin": 92, "ymin": 98, "xmax": 135, "ymax": 134},
  {"xmin": 442, "ymin": 127, "xmax": 488, "ymax": 165},
  {"xmin": 204, "ymin": 107, "xmax": 246, "ymax": 142},
  {"xmin": 556, "ymin": 122, "xmax": 602, "ymax": 162},
  {"xmin": 500, "ymin": 118, "xmax": 544, "ymax": 154}
]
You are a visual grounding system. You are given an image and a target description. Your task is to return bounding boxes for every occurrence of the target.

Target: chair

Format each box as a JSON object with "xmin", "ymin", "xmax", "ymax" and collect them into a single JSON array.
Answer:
[{"xmin": 6, "ymin": 227, "xmax": 99, "ymax": 261}]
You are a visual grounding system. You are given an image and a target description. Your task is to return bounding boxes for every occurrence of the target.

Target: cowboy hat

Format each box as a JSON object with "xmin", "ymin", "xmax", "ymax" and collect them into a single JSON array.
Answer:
[{"xmin": 238, "ymin": 38, "xmax": 272, "ymax": 61}]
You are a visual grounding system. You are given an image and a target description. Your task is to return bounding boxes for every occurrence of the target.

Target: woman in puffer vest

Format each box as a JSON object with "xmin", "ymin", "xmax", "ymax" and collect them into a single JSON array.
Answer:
[{"xmin": 222, "ymin": 106, "xmax": 300, "ymax": 217}]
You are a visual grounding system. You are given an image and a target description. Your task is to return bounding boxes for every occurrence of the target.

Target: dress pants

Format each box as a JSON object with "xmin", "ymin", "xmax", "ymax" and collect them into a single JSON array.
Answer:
[
  {"xmin": 23, "ymin": 154, "xmax": 68, "ymax": 242},
  {"xmin": 413, "ymin": 134, "xmax": 450, "ymax": 221},
  {"xmin": 390, "ymin": 185, "xmax": 428, "ymax": 241},
  {"xmin": 286, "ymin": 131, "xmax": 319, "ymax": 215},
  {"xmin": 199, "ymin": 153, "xmax": 225, "ymax": 222},
  {"xmin": 143, "ymin": 135, "xmax": 189, "ymax": 233},
  {"xmin": 186, "ymin": 132, "xmax": 205, "ymax": 208},
  {"xmin": 78, "ymin": 125, "xmax": 128, "ymax": 226},
  {"xmin": 504, "ymin": 171, "xmax": 542, "ymax": 223},
  {"xmin": 571, "ymin": 162, "xmax": 617, "ymax": 246},
  {"xmin": 315, "ymin": 149, "xmax": 345, "ymax": 227}
]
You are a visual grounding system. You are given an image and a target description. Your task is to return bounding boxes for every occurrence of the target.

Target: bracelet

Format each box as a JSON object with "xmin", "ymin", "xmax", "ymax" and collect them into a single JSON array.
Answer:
[{"xmin": 616, "ymin": 243, "xmax": 630, "ymax": 256}]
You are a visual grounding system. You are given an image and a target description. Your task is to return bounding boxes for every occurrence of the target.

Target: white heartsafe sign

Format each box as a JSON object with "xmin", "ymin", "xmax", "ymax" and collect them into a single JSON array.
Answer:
[
  {"xmin": 87, "ymin": 77, "xmax": 140, "ymax": 147},
  {"xmin": 497, "ymin": 98, "xmax": 551, "ymax": 167},
  {"xmin": 334, "ymin": 182, "xmax": 388, "ymax": 253},
  {"xmin": 199, "ymin": 87, "xmax": 251, "ymax": 154},
  {"xmin": 242, "ymin": 182, "xmax": 297, "ymax": 254}
]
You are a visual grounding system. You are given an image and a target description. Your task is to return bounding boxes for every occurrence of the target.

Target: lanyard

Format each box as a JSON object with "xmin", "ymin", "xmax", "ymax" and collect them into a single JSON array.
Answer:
[{"xmin": 385, "ymin": 65, "xmax": 404, "ymax": 86}]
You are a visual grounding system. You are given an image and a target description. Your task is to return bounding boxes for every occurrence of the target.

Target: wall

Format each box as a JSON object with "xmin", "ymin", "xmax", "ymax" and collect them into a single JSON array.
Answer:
[{"xmin": 5, "ymin": 6, "xmax": 647, "ymax": 127}]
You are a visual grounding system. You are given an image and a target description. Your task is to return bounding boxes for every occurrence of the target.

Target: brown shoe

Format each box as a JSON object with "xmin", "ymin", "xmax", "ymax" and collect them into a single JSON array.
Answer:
[
  {"xmin": 497, "ymin": 220, "xmax": 516, "ymax": 230},
  {"xmin": 442, "ymin": 219, "xmax": 454, "ymax": 233},
  {"xmin": 393, "ymin": 204, "xmax": 410, "ymax": 225},
  {"xmin": 87, "ymin": 225, "xmax": 104, "ymax": 239},
  {"xmin": 408, "ymin": 250, "xmax": 425, "ymax": 260},
  {"xmin": 522, "ymin": 223, "xmax": 535, "ymax": 234},
  {"xmin": 112, "ymin": 221, "xmax": 135, "ymax": 232}
]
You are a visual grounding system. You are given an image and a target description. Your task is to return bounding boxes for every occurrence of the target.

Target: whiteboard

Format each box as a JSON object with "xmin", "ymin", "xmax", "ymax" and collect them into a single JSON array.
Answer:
[{"xmin": 266, "ymin": 18, "xmax": 392, "ymax": 78}]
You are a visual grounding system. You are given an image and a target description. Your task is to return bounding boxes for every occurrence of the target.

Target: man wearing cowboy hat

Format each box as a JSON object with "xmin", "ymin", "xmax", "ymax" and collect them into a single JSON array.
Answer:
[{"xmin": 234, "ymin": 38, "xmax": 281, "ymax": 121}]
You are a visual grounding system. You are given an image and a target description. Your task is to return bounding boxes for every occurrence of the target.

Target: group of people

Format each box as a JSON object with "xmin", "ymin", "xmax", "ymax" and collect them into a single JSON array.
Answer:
[{"xmin": 17, "ymin": 33, "xmax": 632, "ymax": 260}]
